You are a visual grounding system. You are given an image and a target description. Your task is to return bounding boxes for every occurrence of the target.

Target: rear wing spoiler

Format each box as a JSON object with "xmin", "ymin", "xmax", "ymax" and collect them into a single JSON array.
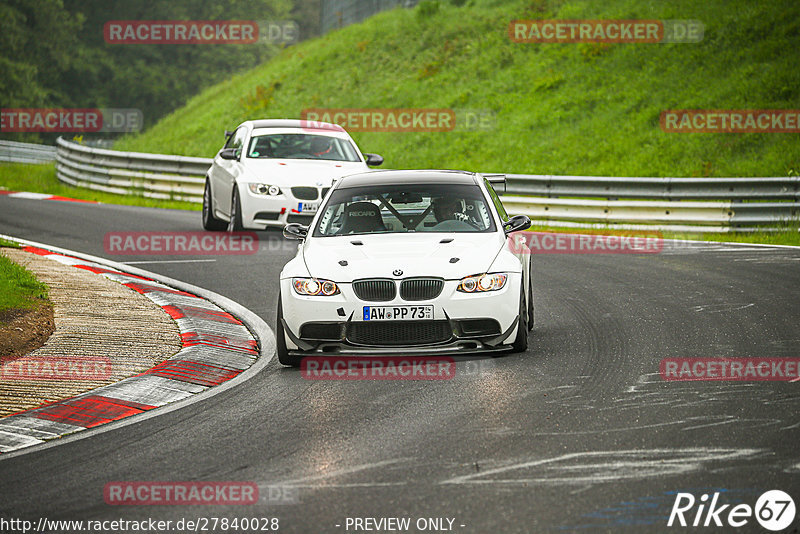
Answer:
[{"xmin": 481, "ymin": 173, "xmax": 506, "ymax": 194}]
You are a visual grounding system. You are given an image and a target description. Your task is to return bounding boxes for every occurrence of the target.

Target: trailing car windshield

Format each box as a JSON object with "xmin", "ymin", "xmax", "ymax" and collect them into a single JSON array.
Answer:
[
  {"xmin": 247, "ymin": 133, "xmax": 361, "ymax": 162},
  {"xmin": 314, "ymin": 183, "xmax": 497, "ymax": 236}
]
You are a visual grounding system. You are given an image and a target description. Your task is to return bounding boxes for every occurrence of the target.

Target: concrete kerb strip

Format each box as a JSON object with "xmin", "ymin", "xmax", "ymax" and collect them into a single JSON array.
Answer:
[
  {"xmin": 0, "ymin": 234, "xmax": 275, "ymax": 460},
  {"xmin": 0, "ymin": 190, "xmax": 98, "ymax": 203},
  {"xmin": 0, "ymin": 248, "xmax": 182, "ymax": 417}
]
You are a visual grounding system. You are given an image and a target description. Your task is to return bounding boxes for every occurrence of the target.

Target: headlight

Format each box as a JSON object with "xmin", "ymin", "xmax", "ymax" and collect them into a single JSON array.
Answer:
[
  {"xmin": 248, "ymin": 183, "xmax": 281, "ymax": 196},
  {"xmin": 457, "ymin": 273, "xmax": 508, "ymax": 293},
  {"xmin": 293, "ymin": 277, "xmax": 340, "ymax": 296}
]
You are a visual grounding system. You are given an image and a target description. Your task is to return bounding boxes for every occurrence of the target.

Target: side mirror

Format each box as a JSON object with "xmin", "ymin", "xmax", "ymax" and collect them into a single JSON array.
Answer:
[
  {"xmin": 503, "ymin": 214, "xmax": 531, "ymax": 236},
  {"xmin": 365, "ymin": 153, "xmax": 383, "ymax": 166},
  {"xmin": 224, "ymin": 130, "xmax": 234, "ymax": 138},
  {"xmin": 219, "ymin": 148, "xmax": 238, "ymax": 160},
  {"xmin": 283, "ymin": 223, "xmax": 309, "ymax": 240}
]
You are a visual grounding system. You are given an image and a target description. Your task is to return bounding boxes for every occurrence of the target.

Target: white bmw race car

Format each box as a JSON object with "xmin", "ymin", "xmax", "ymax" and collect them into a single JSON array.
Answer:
[
  {"xmin": 276, "ymin": 169, "xmax": 533, "ymax": 366},
  {"xmin": 202, "ymin": 119, "xmax": 383, "ymax": 231}
]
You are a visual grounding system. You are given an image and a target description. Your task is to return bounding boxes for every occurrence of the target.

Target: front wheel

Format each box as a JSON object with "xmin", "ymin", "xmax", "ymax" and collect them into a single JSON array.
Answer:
[
  {"xmin": 227, "ymin": 187, "xmax": 244, "ymax": 232},
  {"xmin": 276, "ymin": 293, "xmax": 302, "ymax": 367},
  {"xmin": 510, "ymin": 283, "xmax": 529, "ymax": 353},
  {"xmin": 202, "ymin": 180, "xmax": 227, "ymax": 231},
  {"xmin": 527, "ymin": 272, "xmax": 535, "ymax": 330}
]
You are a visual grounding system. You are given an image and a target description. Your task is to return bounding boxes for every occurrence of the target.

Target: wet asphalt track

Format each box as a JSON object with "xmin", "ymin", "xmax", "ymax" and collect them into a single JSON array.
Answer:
[{"xmin": 0, "ymin": 196, "xmax": 798, "ymax": 533}]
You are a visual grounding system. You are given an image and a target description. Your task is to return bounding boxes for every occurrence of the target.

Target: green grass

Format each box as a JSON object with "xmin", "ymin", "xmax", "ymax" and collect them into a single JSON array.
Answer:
[
  {"xmin": 528, "ymin": 224, "xmax": 800, "ymax": 246},
  {"xmin": 0, "ymin": 163, "xmax": 201, "ymax": 210},
  {"xmin": 0, "ymin": 250, "xmax": 50, "ymax": 317},
  {"xmin": 115, "ymin": 0, "xmax": 799, "ymax": 179}
]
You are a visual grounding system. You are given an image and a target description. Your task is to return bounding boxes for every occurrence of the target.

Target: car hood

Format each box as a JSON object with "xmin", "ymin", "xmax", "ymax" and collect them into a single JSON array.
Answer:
[
  {"xmin": 242, "ymin": 158, "xmax": 367, "ymax": 185},
  {"xmin": 302, "ymin": 233, "xmax": 505, "ymax": 283}
]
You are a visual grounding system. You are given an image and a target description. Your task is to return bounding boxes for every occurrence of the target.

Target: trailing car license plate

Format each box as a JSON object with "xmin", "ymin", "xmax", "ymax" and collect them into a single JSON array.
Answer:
[
  {"xmin": 362, "ymin": 305, "xmax": 433, "ymax": 321},
  {"xmin": 298, "ymin": 202, "xmax": 318, "ymax": 213}
]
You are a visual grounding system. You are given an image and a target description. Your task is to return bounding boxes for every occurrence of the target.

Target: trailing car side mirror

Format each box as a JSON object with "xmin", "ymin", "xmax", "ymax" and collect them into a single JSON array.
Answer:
[
  {"xmin": 224, "ymin": 130, "xmax": 234, "ymax": 138},
  {"xmin": 283, "ymin": 223, "xmax": 309, "ymax": 240},
  {"xmin": 503, "ymin": 215, "xmax": 531, "ymax": 236},
  {"xmin": 219, "ymin": 148, "xmax": 238, "ymax": 160},
  {"xmin": 365, "ymin": 153, "xmax": 384, "ymax": 166}
]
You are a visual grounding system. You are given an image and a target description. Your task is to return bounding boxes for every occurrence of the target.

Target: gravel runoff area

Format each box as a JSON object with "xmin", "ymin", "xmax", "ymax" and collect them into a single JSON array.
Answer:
[{"xmin": 0, "ymin": 248, "xmax": 182, "ymax": 417}]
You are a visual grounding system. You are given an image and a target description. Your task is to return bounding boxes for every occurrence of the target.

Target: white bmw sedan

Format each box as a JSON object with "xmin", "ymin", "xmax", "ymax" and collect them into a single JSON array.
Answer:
[
  {"xmin": 276, "ymin": 169, "xmax": 533, "ymax": 366},
  {"xmin": 202, "ymin": 119, "xmax": 383, "ymax": 231}
]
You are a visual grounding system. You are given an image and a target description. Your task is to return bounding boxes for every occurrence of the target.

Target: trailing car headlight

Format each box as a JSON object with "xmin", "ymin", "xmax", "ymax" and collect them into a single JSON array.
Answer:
[
  {"xmin": 248, "ymin": 183, "xmax": 281, "ymax": 196},
  {"xmin": 293, "ymin": 277, "xmax": 340, "ymax": 296},
  {"xmin": 457, "ymin": 273, "xmax": 508, "ymax": 293}
]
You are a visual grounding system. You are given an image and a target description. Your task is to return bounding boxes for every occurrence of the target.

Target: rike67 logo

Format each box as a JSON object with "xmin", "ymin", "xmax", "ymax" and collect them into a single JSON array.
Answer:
[{"xmin": 668, "ymin": 490, "xmax": 796, "ymax": 531}]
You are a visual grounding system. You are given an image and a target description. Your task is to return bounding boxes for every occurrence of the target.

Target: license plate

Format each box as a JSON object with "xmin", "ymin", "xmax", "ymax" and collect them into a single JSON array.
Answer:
[
  {"xmin": 298, "ymin": 202, "xmax": 318, "ymax": 213},
  {"xmin": 362, "ymin": 305, "xmax": 433, "ymax": 321}
]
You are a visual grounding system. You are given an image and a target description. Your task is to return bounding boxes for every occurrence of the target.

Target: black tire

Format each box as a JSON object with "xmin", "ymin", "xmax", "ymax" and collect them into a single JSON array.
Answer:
[
  {"xmin": 276, "ymin": 293, "xmax": 302, "ymax": 367},
  {"xmin": 510, "ymin": 282, "xmax": 529, "ymax": 353},
  {"xmin": 527, "ymin": 270, "xmax": 535, "ymax": 330},
  {"xmin": 227, "ymin": 186, "xmax": 244, "ymax": 232},
  {"xmin": 202, "ymin": 179, "xmax": 227, "ymax": 231}
]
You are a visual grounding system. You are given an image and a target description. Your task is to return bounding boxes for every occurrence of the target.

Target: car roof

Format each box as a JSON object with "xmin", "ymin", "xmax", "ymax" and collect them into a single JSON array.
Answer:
[
  {"xmin": 336, "ymin": 170, "xmax": 480, "ymax": 188},
  {"xmin": 244, "ymin": 119, "xmax": 344, "ymax": 132}
]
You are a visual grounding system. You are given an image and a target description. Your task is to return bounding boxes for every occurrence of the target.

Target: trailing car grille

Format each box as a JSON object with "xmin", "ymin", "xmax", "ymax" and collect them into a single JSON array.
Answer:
[
  {"xmin": 287, "ymin": 214, "xmax": 314, "ymax": 224},
  {"xmin": 352, "ymin": 279, "xmax": 396, "ymax": 301},
  {"xmin": 254, "ymin": 211, "xmax": 280, "ymax": 221},
  {"xmin": 291, "ymin": 186, "xmax": 318, "ymax": 200},
  {"xmin": 400, "ymin": 278, "xmax": 444, "ymax": 301},
  {"xmin": 347, "ymin": 321, "xmax": 452, "ymax": 346}
]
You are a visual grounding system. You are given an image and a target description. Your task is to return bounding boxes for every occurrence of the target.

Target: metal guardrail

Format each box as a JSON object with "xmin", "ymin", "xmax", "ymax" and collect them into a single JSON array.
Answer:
[
  {"xmin": 3, "ymin": 138, "xmax": 794, "ymax": 231},
  {"xmin": 0, "ymin": 140, "xmax": 57, "ymax": 164},
  {"xmin": 55, "ymin": 137, "xmax": 210, "ymax": 203},
  {"xmin": 505, "ymin": 174, "xmax": 800, "ymax": 201},
  {"xmin": 501, "ymin": 174, "xmax": 800, "ymax": 231}
]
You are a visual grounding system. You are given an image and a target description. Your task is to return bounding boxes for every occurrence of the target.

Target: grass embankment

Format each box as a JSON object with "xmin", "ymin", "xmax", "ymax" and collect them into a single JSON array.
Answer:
[
  {"xmin": 115, "ymin": 0, "xmax": 799, "ymax": 179},
  {"xmin": 14, "ymin": 0, "xmax": 800, "ymax": 243},
  {"xmin": 0, "ymin": 163, "xmax": 200, "ymax": 210},
  {"xmin": 0, "ymin": 242, "xmax": 49, "ymax": 320}
]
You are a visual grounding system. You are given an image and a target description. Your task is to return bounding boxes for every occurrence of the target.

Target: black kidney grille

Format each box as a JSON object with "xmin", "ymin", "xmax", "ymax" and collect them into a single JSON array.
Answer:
[
  {"xmin": 291, "ymin": 186, "xmax": 318, "ymax": 200},
  {"xmin": 400, "ymin": 278, "xmax": 444, "ymax": 301},
  {"xmin": 347, "ymin": 321, "xmax": 452, "ymax": 346},
  {"xmin": 352, "ymin": 279, "xmax": 396, "ymax": 301}
]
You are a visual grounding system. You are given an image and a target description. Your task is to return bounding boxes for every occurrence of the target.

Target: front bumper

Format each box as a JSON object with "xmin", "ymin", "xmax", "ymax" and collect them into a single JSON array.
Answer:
[
  {"xmin": 279, "ymin": 275, "xmax": 522, "ymax": 355},
  {"xmin": 239, "ymin": 187, "xmax": 319, "ymax": 229}
]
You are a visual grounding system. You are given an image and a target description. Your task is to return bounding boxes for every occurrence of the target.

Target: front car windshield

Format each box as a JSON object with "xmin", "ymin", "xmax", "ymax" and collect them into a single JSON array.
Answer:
[
  {"xmin": 247, "ymin": 133, "xmax": 361, "ymax": 162},
  {"xmin": 313, "ymin": 183, "xmax": 497, "ymax": 236}
]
